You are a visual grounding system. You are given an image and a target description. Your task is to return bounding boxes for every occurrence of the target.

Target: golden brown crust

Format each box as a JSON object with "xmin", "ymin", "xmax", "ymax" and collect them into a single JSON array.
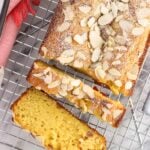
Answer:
[
  {"xmin": 39, "ymin": 0, "xmax": 150, "ymax": 96},
  {"xmin": 27, "ymin": 60, "xmax": 126, "ymax": 127},
  {"xmin": 11, "ymin": 87, "xmax": 106, "ymax": 150}
]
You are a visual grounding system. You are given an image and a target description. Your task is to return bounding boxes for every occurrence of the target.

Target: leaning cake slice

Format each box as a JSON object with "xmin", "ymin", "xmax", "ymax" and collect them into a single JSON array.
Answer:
[{"xmin": 27, "ymin": 60, "xmax": 126, "ymax": 127}]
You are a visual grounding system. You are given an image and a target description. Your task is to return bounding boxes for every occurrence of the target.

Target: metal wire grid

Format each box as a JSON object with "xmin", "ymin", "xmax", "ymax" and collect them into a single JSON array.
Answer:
[{"xmin": 0, "ymin": 0, "xmax": 150, "ymax": 149}]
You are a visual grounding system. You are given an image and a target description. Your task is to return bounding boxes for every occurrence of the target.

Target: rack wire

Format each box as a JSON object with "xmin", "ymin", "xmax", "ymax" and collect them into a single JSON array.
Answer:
[{"xmin": 0, "ymin": 0, "xmax": 150, "ymax": 149}]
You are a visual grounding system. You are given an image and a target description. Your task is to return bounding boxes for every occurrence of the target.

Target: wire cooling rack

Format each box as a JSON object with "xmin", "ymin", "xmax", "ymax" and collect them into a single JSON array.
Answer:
[{"xmin": 0, "ymin": 0, "xmax": 150, "ymax": 149}]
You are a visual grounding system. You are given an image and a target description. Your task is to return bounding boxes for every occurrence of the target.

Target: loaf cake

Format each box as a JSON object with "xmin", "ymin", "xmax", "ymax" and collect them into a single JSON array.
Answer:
[
  {"xmin": 40, "ymin": 0, "xmax": 150, "ymax": 96},
  {"xmin": 11, "ymin": 87, "xmax": 106, "ymax": 150},
  {"xmin": 27, "ymin": 60, "xmax": 126, "ymax": 127}
]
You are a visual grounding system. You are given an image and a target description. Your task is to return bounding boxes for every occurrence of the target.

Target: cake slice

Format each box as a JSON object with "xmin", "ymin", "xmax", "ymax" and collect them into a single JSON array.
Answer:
[
  {"xmin": 27, "ymin": 60, "xmax": 126, "ymax": 127},
  {"xmin": 11, "ymin": 87, "xmax": 106, "ymax": 150},
  {"xmin": 40, "ymin": 0, "xmax": 150, "ymax": 96}
]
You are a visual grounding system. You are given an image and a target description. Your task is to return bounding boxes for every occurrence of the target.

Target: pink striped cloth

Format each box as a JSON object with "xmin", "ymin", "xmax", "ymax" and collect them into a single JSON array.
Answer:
[{"xmin": 0, "ymin": 0, "xmax": 39, "ymax": 86}]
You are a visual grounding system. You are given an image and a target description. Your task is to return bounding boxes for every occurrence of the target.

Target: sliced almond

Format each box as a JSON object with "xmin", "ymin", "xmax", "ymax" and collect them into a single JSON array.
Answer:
[
  {"xmin": 48, "ymin": 80, "xmax": 61, "ymax": 89},
  {"xmin": 90, "ymin": 62, "xmax": 102, "ymax": 69},
  {"xmin": 115, "ymin": 53, "xmax": 123, "ymax": 60},
  {"xmin": 64, "ymin": 36, "xmax": 72, "ymax": 44},
  {"xmin": 72, "ymin": 87, "xmax": 81, "ymax": 96},
  {"xmin": 115, "ymin": 15, "xmax": 123, "ymax": 22},
  {"xmin": 73, "ymin": 33, "xmax": 87, "ymax": 45},
  {"xmin": 95, "ymin": 66, "xmax": 106, "ymax": 79},
  {"xmin": 58, "ymin": 50, "xmax": 75, "ymax": 64},
  {"xmin": 35, "ymin": 86, "xmax": 41, "ymax": 90},
  {"xmin": 127, "ymin": 65, "xmax": 139, "ymax": 80},
  {"xmin": 125, "ymin": 81, "xmax": 133, "ymax": 90},
  {"xmin": 60, "ymin": 84, "xmax": 68, "ymax": 91},
  {"xmin": 104, "ymin": 47, "xmax": 114, "ymax": 52},
  {"xmin": 106, "ymin": 74, "xmax": 114, "ymax": 81},
  {"xmin": 61, "ymin": 0, "xmax": 69, "ymax": 2},
  {"xmin": 57, "ymin": 22, "xmax": 71, "ymax": 32},
  {"xmin": 132, "ymin": 27, "xmax": 144, "ymax": 36},
  {"xmin": 71, "ymin": 79, "xmax": 81, "ymax": 87},
  {"xmin": 67, "ymin": 84, "xmax": 73, "ymax": 91},
  {"xmin": 82, "ymin": 84, "xmax": 95, "ymax": 99},
  {"xmin": 102, "ymin": 61, "xmax": 109, "ymax": 71},
  {"xmin": 76, "ymin": 51, "xmax": 87, "ymax": 61},
  {"xmin": 77, "ymin": 91, "xmax": 86, "ymax": 99},
  {"xmin": 102, "ymin": 107, "xmax": 111, "ymax": 114},
  {"xmin": 90, "ymin": 23, "xmax": 100, "ymax": 34},
  {"xmin": 112, "ymin": 60, "xmax": 121, "ymax": 65},
  {"xmin": 44, "ymin": 74, "xmax": 52, "ymax": 84},
  {"xmin": 62, "ymin": 77, "xmax": 70, "ymax": 84},
  {"xmin": 111, "ymin": 2, "xmax": 118, "ymax": 17},
  {"xmin": 103, "ymin": 51, "xmax": 114, "ymax": 60},
  {"xmin": 98, "ymin": 13, "xmax": 114, "ymax": 26},
  {"xmin": 100, "ymin": 4, "xmax": 109, "ymax": 15},
  {"xmin": 115, "ymin": 35, "xmax": 126, "ymax": 45},
  {"xmin": 119, "ymin": 19, "xmax": 133, "ymax": 32},
  {"xmin": 106, "ymin": 103, "xmax": 113, "ymax": 109},
  {"xmin": 58, "ymin": 89, "xmax": 67, "ymax": 97},
  {"xmin": 116, "ymin": 2, "xmax": 128, "ymax": 12},
  {"xmin": 115, "ymin": 46, "xmax": 127, "ymax": 51},
  {"xmin": 80, "ymin": 18, "xmax": 87, "ymax": 27},
  {"xmin": 63, "ymin": 6, "xmax": 74, "ymax": 21},
  {"xmin": 102, "ymin": 107, "xmax": 111, "ymax": 121},
  {"xmin": 138, "ymin": 19, "xmax": 150, "ymax": 27},
  {"xmin": 136, "ymin": 8, "xmax": 150, "ymax": 19},
  {"xmin": 89, "ymin": 30, "xmax": 103, "ymax": 48},
  {"xmin": 91, "ymin": 47, "xmax": 101, "ymax": 63},
  {"xmin": 33, "ymin": 63, "xmax": 39, "ymax": 69},
  {"xmin": 113, "ymin": 109, "xmax": 123, "ymax": 119},
  {"xmin": 43, "ymin": 67, "xmax": 51, "ymax": 75},
  {"xmin": 109, "ymin": 68, "xmax": 121, "ymax": 77},
  {"xmin": 79, "ymin": 5, "xmax": 91, "ymax": 14},
  {"xmin": 88, "ymin": 17, "xmax": 96, "ymax": 27},
  {"xmin": 121, "ymin": 0, "xmax": 129, "ymax": 2},
  {"xmin": 33, "ymin": 73, "xmax": 44, "ymax": 78},
  {"xmin": 41, "ymin": 46, "xmax": 48, "ymax": 56},
  {"xmin": 94, "ymin": 4, "xmax": 101, "ymax": 17},
  {"xmin": 114, "ymin": 80, "xmax": 122, "ymax": 87},
  {"xmin": 73, "ymin": 60, "xmax": 84, "ymax": 68},
  {"xmin": 127, "ymin": 72, "xmax": 137, "ymax": 80}
]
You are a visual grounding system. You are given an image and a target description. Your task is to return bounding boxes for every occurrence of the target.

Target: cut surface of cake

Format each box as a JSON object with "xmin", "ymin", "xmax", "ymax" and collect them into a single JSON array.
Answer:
[
  {"xmin": 11, "ymin": 87, "xmax": 106, "ymax": 150},
  {"xmin": 40, "ymin": 0, "xmax": 150, "ymax": 96},
  {"xmin": 27, "ymin": 60, "xmax": 126, "ymax": 127}
]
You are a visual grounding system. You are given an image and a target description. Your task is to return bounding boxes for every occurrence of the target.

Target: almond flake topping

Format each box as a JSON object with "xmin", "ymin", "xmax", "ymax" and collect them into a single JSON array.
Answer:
[
  {"xmin": 98, "ymin": 13, "xmax": 114, "ymax": 26},
  {"xmin": 74, "ymin": 33, "xmax": 87, "ymax": 45},
  {"xmin": 91, "ymin": 47, "xmax": 101, "ymax": 63},
  {"xmin": 89, "ymin": 31, "xmax": 103, "ymax": 49},
  {"xmin": 109, "ymin": 68, "xmax": 121, "ymax": 77},
  {"xmin": 132, "ymin": 27, "xmax": 144, "ymax": 36},
  {"xmin": 95, "ymin": 66, "xmax": 106, "ymax": 79},
  {"xmin": 79, "ymin": 4, "xmax": 91, "ymax": 14},
  {"xmin": 57, "ymin": 22, "xmax": 71, "ymax": 32},
  {"xmin": 82, "ymin": 84, "xmax": 95, "ymax": 99},
  {"xmin": 57, "ymin": 49, "xmax": 75, "ymax": 64},
  {"xmin": 88, "ymin": 17, "xmax": 96, "ymax": 27},
  {"xmin": 114, "ymin": 80, "xmax": 122, "ymax": 87},
  {"xmin": 71, "ymin": 79, "xmax": 81, "ymax": 87},
  {"xmin": 125, "ymin": 81, "xmax": 133, "ymax": 90},
  {"xmin": 48, "ymin": 80, "xmax": 61, "ymax": 89},
  {"xmin": 113, "ymin": 109, "xmax": 123, "ymax": 119},
  {"xmin": 80, "ymin": 18, "xmax": 87, "ymax": 27}
]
